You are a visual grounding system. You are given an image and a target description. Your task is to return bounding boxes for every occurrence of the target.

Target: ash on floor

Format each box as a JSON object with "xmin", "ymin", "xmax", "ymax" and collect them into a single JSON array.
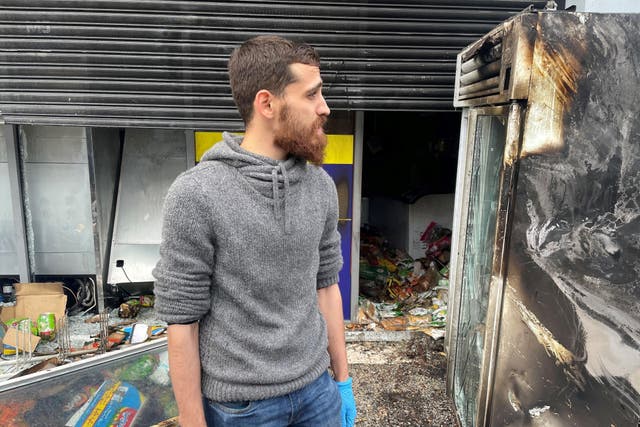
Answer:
[{"xmin": 348, "ymin": 334, "xmax": 459, "ymax": 427}]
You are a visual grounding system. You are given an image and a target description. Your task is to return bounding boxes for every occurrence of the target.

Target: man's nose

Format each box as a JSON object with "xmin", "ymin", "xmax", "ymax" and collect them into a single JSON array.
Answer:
[{"xmin": 318, "ymin": 94, "xmax": 330, "ymax": 116}]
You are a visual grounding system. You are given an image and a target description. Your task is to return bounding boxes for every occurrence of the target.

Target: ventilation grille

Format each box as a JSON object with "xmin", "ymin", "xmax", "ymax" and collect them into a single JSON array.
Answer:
[
  {"xmin": 457, "ymin": 37, "xmax": 504, "ymax": 102},
  {"xmin": 453, "ymin": 10, "xmax": 543, "ymax": 108}
]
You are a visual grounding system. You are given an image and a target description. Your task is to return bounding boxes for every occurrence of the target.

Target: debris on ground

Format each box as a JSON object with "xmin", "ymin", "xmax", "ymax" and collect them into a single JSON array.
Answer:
[
  {"xmin": 349, "ymin": 334, "xmax": 459, "ymax": 427},
  {"xmin": 351, "ymin": 223, "xmax": 451, "ymax": 341}
]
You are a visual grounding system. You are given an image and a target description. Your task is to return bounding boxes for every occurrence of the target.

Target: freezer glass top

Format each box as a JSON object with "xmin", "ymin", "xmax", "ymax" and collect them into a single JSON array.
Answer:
[{"xmin": 0, "ymin": 341, "xmax": 176, "ymax": 426}]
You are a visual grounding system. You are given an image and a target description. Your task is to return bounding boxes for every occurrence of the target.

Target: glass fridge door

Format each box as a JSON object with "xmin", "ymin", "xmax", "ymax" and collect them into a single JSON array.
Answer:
[
  {"xmin": 0, "ymin": 339, "xmax": 176, "ymax": 427},
  {"xmin": 449, "ymin": 107, "xmax": 507, "ymax": 427}
]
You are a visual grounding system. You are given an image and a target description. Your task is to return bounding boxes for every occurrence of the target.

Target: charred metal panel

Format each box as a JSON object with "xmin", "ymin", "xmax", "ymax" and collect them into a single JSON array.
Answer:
[
  {"xmin": 19, "ymin": 126, "xmax": 96, "ymax": 275},
  {"xmin": 0, "ymin": 0, "xmax": 553, "ymax": 128},
  {"xmin": 454, "ymin": 13, "xmax": 538, "ymax": 108},
  {"xmin": 489, "ymin": 13, "xmax": 640, "ymax": 426}
]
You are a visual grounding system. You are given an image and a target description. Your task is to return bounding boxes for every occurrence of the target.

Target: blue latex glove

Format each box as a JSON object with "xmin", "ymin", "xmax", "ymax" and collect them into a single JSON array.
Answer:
[{"xmin": 336, "ymin": 377, "xmax": 356, "ymax": 427}]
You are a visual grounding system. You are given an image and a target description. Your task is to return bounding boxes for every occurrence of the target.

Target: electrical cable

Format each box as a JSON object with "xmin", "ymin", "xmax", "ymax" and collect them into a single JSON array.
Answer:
[
  {"xmin": 86, "ymin": 277, "xmax": 96, "ymax": 307},
  {"xmin": 80, "ymin": 281, "xmax": 93, "ymax": 306},
  {"xmin": 61, "ymin": 285, "xmax": 78, "ymax": 306},
  {"xmin": 119, "ymin": 266, "xmax": 134, "ymax": 283},
  {"xmin": 76, "ymin": 279, "xmax": 87, "ymax": 307},
  {"xmin": 79, "ymin": 277, "xmax": 97, "ymax": 316}
]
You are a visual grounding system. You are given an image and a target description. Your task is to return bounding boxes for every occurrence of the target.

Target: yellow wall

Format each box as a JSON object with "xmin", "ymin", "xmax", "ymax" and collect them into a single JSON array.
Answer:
[{"xmin": 194, "ymin": 132, "xmax": 353, "ymax": 165}]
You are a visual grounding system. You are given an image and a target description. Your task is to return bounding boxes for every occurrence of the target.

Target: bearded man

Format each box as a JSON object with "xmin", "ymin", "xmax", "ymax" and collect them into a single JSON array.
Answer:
[{"xmin": 153, "ymin": 35, "xmax": 357, "ymax": 427}]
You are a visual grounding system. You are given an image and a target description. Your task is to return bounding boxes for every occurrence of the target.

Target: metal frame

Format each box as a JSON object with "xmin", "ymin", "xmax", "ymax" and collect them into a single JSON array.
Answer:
[
  {"xmin": 446, "ymin": 108, "xmax": 471, "ymax": 391},
  {"xmin": 3, "ymin": 125, "xmax": 30, "ymax": 282},
  {"xmin": 85, "ymin": 129, "xmax": 106, "ymax": 312},
  {"xmin": 349, "ymin": 111, "xmax": 364, "ymax": 321},
  {"xmin": 477, "ymin": 102, "xmax": 524, "ymax": 426},
  {"xmin": 445, "ymin": 105, "xmax": 513, "ymax": 426},
  {"xmin": 185, "ymin": 129, "xmax": 196, "ymax": 166}
]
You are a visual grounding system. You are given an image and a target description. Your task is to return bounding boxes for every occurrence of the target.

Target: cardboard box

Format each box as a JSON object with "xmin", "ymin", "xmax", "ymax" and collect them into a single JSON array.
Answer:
[
  {"xmin": 3, "ymin": 325, "xmax": 41, "ymax": 353},
  {"xmin": 0, "ymin": 282, "xmax": 67, "ymax": 324}
]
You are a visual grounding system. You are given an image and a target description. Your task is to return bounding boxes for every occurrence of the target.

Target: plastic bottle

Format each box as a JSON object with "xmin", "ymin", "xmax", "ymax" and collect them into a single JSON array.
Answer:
[{"xmin": 1, "ymin": 284, "xmax": 14, "ymax": 304}]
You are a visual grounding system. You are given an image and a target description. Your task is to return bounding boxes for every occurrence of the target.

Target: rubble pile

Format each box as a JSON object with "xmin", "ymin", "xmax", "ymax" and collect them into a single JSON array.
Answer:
[{"xmin": 352, "ymin": 222, "xmax": 451, "ymax": 340}]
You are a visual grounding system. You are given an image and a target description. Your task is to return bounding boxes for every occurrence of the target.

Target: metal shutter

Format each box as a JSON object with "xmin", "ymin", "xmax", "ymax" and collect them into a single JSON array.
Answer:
[{"xmin": 0, "ymin": 0, "xmax": 555, "ymax": 130}]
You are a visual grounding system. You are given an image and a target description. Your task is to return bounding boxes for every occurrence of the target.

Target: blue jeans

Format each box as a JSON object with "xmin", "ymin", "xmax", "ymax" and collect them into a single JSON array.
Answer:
[{"xmin": 203, "ymin": 371, "xmax": 341, "ymax": 426}]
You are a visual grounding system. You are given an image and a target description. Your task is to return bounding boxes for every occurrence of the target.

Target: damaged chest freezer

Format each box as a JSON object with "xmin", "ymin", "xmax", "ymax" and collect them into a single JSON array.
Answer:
[{"xmin": 446, "ymin": 9, "xmax": 640, "ymax": 427}]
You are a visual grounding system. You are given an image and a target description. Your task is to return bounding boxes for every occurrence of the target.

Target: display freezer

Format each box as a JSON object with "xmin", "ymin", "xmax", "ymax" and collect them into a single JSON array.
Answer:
[
  {"xmin": 447, "ymin": 10, "xmax": 640, "ymax": 427},
  {"xmin": 0, "ymin": 339, "xmax": 176, "ymax": 427}
]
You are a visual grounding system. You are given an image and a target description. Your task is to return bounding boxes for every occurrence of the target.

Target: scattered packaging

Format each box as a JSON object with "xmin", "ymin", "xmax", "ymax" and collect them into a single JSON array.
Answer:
[
  {"xmin": 149, "ymin": 352, "xmax": 171, "ymax": 386},
  {"xmin": 118, "ymin": 354, "xmax": 158, "ymax": 382},
  {"xmin": 139, "ymin": 295, "xmax": 155, "ymax": 308},
  {"xmin": 65, "ymin": 380, "xmax": 145, "ymax": 427},
  {"xmin": 118, "ymin": 300, "xmax": 141, "ymax": 318},
  {"xmin": 130, "ymin": 323, "xmax": 149, "ymax": 344},
  {"xmin": 0, "ymin": 398, "xmax": 35, "ymax": 427},
  {"xmin": 106, "ymin": 331, "xmax": 126, "ymax": 350},
  {"xmin": 356, "ymin": 223, "xmax": 451, "ymax": 337},
  {"xmin": 3, "ymin": 318, "xmax": 40, "ymax": 355}
]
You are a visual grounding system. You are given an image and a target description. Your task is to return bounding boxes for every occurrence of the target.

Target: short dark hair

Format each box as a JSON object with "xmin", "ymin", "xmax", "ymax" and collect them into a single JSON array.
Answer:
[{"xmin": 228, "ymin": 35, "xmax": 320, "ymax": 124}]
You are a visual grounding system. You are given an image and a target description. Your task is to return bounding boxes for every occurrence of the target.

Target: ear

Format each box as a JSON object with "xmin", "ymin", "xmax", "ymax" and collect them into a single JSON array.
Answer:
[{"xmin": 253, "ymin": 89, "xmax": 276, "ymax": 120}]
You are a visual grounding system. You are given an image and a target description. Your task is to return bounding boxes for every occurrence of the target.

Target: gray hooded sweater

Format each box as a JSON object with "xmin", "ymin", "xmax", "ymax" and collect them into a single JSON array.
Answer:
[{"xmin": 152, "ymin": 132, "xmax": 343, "ymax": 402}]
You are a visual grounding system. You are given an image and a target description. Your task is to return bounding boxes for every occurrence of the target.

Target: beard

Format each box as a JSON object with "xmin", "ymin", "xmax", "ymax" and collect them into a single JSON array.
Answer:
[{"xmin": 273, "ymin": 104, "xmax": 328, "ymax": 165}]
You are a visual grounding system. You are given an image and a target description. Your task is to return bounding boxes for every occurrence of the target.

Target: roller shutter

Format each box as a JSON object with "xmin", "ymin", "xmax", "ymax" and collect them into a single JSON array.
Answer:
[{"xmin": 0, "ymin": 0, "xmax": 557, "ymax": 130}]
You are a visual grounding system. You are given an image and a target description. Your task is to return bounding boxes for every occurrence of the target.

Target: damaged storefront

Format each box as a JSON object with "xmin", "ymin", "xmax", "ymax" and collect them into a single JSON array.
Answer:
[{"xmin": 0, "ymin": 1, "xmax": 563, "ymax": 425}]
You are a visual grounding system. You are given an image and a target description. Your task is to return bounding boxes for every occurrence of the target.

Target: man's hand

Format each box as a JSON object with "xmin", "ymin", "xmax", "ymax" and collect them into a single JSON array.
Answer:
[{"xmin": 336, "ymin": 377, "xmax": 356, "ymax": 427}]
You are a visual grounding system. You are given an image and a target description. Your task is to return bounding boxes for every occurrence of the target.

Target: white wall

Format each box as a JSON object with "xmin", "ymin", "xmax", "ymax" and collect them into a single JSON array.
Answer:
[
  {"xmin": 408, "ymin": 194, "xmax": 455, "ymax": 259},
  {"xmin": 570, "ymin": 0, "xmax": 640, "ymax": 12},
  {"xmin": 368, "ymin": 194, "xmax": 455, "ymax": 259}
]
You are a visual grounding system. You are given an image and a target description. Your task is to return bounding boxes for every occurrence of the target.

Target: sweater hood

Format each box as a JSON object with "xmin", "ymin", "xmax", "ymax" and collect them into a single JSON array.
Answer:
[{"xmin": 200, "ymin": 132, "xmax": 308, "ymax": 233}]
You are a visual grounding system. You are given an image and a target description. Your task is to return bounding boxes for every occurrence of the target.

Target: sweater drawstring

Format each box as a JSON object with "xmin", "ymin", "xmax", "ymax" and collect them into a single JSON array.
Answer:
[{"xmin": 272, "ymin": 164, "xmax": 291, "ymax": 234}]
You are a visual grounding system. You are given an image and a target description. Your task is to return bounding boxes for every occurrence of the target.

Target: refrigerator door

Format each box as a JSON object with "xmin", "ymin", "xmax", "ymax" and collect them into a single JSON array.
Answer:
[
  {"xmin": 0, "ymin": 340, "xmax": 176, "ymax": 426},
  {"xmin": 448, "ymin": 106, "xmax": 508, "ymax": 427}
]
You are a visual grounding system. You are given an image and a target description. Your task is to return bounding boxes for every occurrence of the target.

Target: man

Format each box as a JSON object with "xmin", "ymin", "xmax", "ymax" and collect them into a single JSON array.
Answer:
[{"xmin": 153, "ymin": 35, "xmax": 357, "ymax": 427}]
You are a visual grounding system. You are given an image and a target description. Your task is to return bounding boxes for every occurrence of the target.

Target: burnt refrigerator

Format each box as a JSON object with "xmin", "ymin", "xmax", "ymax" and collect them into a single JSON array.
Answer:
[{"xmin": 446, "ymin": 10, "xmax": 640, "ymax": 427}]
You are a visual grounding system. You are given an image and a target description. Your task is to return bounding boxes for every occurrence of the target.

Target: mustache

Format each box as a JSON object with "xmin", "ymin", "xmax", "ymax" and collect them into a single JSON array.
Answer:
[{"xmin": 316, "ymin": 116, "xmax": 328, "ymax": 129}]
